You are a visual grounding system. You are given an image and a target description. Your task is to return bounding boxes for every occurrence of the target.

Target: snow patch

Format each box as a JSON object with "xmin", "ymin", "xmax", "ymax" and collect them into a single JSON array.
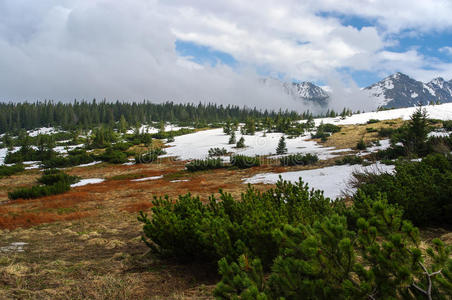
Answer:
[
  {"xmin": 243, "ymin": 163, "xmax": 395, "ymax": 199},
  {"xmin": 0, "ymin": 242, "xmax": 28, "ymax": 253},
  {"xmin": 71, "ymin": 178, "xmax": 105, "ymax": 187},
  {"xmin": 131, "ymin": 175, "xmax": 163, "ymax": 182}
]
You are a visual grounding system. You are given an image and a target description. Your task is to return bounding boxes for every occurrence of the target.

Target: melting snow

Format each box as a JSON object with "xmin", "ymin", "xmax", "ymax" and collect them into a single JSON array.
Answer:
[
  {"xmin": 74, "ymin": 161, "xmax": 102, "ymax": 168},
  {"xmin": 161, "ymin": 129, "xmax": 346, "ymax": 161},
  {"xmin": 131, "ymin": 175, "xmax": 163, "ymax": 182},
  {"xmin": 71, "ymin": 178, "xmax": 105, "ymax": 187},
  {"xmin": 312, "ymin": 103, "xmax": 452, "ymax": 126},
  {"xmin": 0, "ymin": 242, "xmax": 28, "ymax": 253},
  {"xmin": 243, "ymin": 163, "xmax": 395, "ymax": 199}
]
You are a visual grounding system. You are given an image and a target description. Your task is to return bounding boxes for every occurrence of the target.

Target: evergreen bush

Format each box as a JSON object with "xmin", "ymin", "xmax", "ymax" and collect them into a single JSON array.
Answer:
[
  {"xmin": 353, "ymin": 153, "xmax": 452, "ymax": 227},
  {"xmin": 236, "ymin": 137, "xmax": 246, "ymax": 148},
  {"xmin": 275, "ymin": 136, "xmax": 287, "ymax": 155},
  {"xmin": 356, "ymin": 139, "xmax": 367, "ymax": 150},
  {"xmin": 97, "ymin": 147, "xmax": 128, "ymax": 164},
  {"xmin": 8, "ymin": 169, "xmax": 78, "ymax": 200},
  {"xmin": 0, "ymin": 164, "xmax": 25, "ymax": 178},
  {"xmin": 335, "ymin": 155, "xmax": 363, "ymax": 165},
  {"xmin": 208, "ymin": 147, "xmax": 228, "ymax": 157},
  {"xmin": 138, "ymin": 178, "xmax": 336, "ymax": 268},
  {"xmin": 134, "ymin": 148, "xmax": 165, "ymax": 164},
  {"xmin": 215, "ymin": 194, "xmax": 452, "ymax": 299},
  {"xmin": 185, "ymin": 158, "xmax": 224, "ymax": 172},
  {"xmin": 231, "ymin": 155, "xmax": 260, "ymax": 168},
  {"xmin": 280, "ymin": 153, "xmax": 318, "ymax": 166}
]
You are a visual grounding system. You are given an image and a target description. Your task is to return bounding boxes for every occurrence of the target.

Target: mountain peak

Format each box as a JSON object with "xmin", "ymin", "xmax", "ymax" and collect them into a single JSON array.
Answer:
[
  {"xmin": 365, "ymin": 73, "xmax": 452, "ymax": 108},
  {"xmin": 261, "ymin": 78, "xmax": 329, "ymax": 105}
]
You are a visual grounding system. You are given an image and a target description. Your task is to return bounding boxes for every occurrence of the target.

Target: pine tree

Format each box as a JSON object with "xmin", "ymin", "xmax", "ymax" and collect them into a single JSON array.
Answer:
[
  {"xmin": 229, "ymin": 131, "xmax": 236, "ymax": 144},
  {"xmin": 276, "ymin": 136, "xmax": 287, "ymax": 155},
  {"xmin": 236, "ymin": 137, "xmax": 245, "ymax": 148},
  {"xmin": 119, "ymin": 114, "xmax": 128, "ymax": 133}
]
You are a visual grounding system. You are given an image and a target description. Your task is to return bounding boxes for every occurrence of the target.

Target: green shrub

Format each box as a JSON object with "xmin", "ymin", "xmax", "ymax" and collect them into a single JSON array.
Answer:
[
  {"xmin": 215, "ymin": 194, "xmax": 452, "ymax": 299},
  {"xmin": 151, "ymin": 128, "xmax": 194, "ymax": 139},
  {"xmin": 37, "ymin": 169, "xmax": 79, "ymax": 186},
  {"xmin": 335, "ymin": 155, "xmax": 363, "ymax": 165},
  {"xmin": 311, "ymin": 130, "xmax": 330, "ymax": 140},
  {"xmin": 134, "ymin": 148, "xmax": 165, "ymax": 164},
  {"xmin": 8, "ymin": 169, "xmax": 78, "ymax": 200},
  {"xmin": 231, "ymin": 155, "xmax": 260, "ymax": 168},
  {"xmin": 353, "ymin": 153, "xmax": 452, "ymax": 227},
  {"xmin": 280, "ymin": 153, "xmax": 318, "ymax": 166},
  {"xmin": 356, "ymin": 139, "xmax": 367, "ymax": 150},
  {"xmin": 138, "ymin": 178, "xmax": 336, "ymax": 268},
  {"xmin": 111, "ymin": 142, "xmax": 132, "ymax": 151},
  {"xmin": 8, "ymin": 181, "xmax": 71, "ymax": 200},
  {"xmin": 375, "ymin": 145, "xmax": 406, "ymax": 160},
  {"xmin": 0, "ymin": 164, "xmax": 24, "ymax": 178},
  {"xmin": 4, "ymin": 147, "xmax": 57, "ymax": 164},
  {"xmin": 185, "ymin": 158, "xmax": 224, "ymax": 172},
  {"xmin": 208, "ymin": 147, "xmax": 227, "ymax": 157},
  {"xmin": 236, "ymin": 137, "xmax": 246, "ymax": 148},
  {"xmin": 378, "ymin": 127, "xmax": 395, "ymax": 138},
  {"xmin": 320, "ymin": 123, "xmax": 341, "ymax": 133},
  {"xmin": 366, "ymin": 119, "xmax": 380, "ymax": 124},
  {"xmin": 365, "ymin": 127, "xmax": 378, "ymax": 133},
  {"xmin": 442, "ymin": 120, "xmax": 452, "ymax": 131},
  {"xmin": 97, "ymin": 147, "xmax": 128, "ymax": 164},
  {"xmin": 311, "ymin": 122, "xmax": 340, "ymax": 141},
  {"xmin": 42, "ymin": 151, "xmax": 94, "ymax": 168}
]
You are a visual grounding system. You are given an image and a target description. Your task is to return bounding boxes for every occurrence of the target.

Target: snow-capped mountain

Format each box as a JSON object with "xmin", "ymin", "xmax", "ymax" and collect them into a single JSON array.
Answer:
[
  {"xmin": 365, "ymin": 72, "xmax": 452, "ymax": 108},
  {"xmin": 261, "ymin": 78, "xmax": 329, "ymax": 105}
]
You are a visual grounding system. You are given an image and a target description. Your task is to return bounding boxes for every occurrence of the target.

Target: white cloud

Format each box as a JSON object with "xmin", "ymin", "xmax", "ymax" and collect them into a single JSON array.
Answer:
[
  {"xmin": 439, "ymin": 46, "xmax": 452, "ymax": 55},
  {"xmin": 0, "ymin": 0, "xmax": 451, "ymax": 109}
]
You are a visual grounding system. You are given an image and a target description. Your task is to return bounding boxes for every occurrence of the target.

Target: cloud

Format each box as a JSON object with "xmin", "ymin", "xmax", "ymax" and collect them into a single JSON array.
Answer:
[
  {"xmin": 439, "ymin": 46, "xmax": 452, "ymax": 55},
  {"xmin": 0, "ymin": 0, "xmax": 451, "ymax": 111}
]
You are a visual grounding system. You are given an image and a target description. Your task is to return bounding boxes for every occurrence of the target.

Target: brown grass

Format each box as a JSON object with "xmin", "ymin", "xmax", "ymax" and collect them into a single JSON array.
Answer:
[{"xmin": 317, "ymin": 118, "xmax": 404, "ymax": 149}]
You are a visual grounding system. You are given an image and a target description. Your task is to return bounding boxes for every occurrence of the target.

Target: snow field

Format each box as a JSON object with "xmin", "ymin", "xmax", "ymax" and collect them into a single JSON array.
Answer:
[{"xmin": 243, "ymin": 162, "xmax": 395, "ymax": 199}]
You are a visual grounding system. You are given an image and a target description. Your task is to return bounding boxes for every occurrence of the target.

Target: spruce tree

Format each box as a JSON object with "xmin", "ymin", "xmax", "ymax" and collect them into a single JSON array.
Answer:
[
  {"xmin": 276, "ymin": 136, "xmax": 287, "ymax": 155},
  {"xmin": 236, "ymin": 137, "xmax": 245, "ymax": 148},
  {"xmin": 229, "ymin": 131, "xmax": 236, "ymax": 144}
]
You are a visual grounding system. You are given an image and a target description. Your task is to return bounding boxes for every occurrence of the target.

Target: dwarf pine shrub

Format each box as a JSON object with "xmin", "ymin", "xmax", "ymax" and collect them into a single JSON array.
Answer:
[
  {"xmin": 0, "ymin": 164, "xmax": 24, "ymax": 178},
  {"xmin": 138, "ymin": 178, "xmax": 336, "ymax": 268},
  {"xmin": 208, "ymin": 147, "xmax": 228, "ymax": 157},
  {"xmin": 280, "ymin": 153, "xmax": 318, "ymax": 166},
  {"xmin": 353, "ymin": 153, "xmax": 452, "ymax": 227},
  {"xmin": 215, "ymin": 194, "xmax": 452, "ymax": 299},
  {"xmin": 185, "ymin": 158, "xmax": 224, "ymax": 172},
  {"xmin": 230, "ymin": 155, "xmax": 260, "ymax": 168},
  {"xmin": 8, "ymin": 169, "xmax": 78, "ymax": 200},
  {"xmin": 335, "ymin": 155, "xmax": 363, "ymax": 165}
]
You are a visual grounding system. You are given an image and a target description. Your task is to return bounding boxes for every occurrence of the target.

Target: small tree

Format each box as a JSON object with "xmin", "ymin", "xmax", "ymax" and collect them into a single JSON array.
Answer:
[
  {"xmin": 396, "ymin": 107, "xmax": 429, "ymax": 156},
  {"xmin": 236, "ymin": 137, "xmax": 245, "ymax": 148},
  {"xmin": 276, "ymin": 136, "xmax": 287, "ymax": 155},
  {"xmin": 229, "ymin": 131, "xmax": 236, "ymax": 144},
  {"xmin": 119, "ymin": 114, "xmax": 128, "ymax": 133},
  {"xmin": 356, "ymin": 139, "xmax": 366, "ymax": 150}
]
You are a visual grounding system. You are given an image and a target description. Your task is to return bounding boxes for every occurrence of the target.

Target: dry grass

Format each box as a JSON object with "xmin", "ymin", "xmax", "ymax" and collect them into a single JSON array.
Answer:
[
  {"xmin": 317, "ymin": 118, "xmax": 405, "ymax": 149},
  {"xmin": 0, "ymin": 122, "xmax": 448, "ymax": 299}
]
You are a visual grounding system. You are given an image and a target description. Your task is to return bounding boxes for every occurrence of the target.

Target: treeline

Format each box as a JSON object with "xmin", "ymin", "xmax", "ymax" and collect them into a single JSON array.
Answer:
[
  {"xmin": 0, "ymin": 100, "xmax": 358, "ymax": 134},
  {"xmin": 0, "ymin": 100, "xmax": 304, "ymax": 133}
]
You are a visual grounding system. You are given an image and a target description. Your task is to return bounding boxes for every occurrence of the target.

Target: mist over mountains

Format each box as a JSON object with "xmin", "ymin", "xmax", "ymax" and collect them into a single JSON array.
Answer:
[{"xmin": 263, "ymin": 72, "xmax": 452, "ymax": 110}]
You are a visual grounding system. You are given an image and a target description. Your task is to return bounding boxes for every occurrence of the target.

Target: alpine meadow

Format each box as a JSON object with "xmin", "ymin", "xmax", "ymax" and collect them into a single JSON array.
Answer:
[{"xmin": 1, "ymin": 1, "xmax": 452, "ymax": 299}]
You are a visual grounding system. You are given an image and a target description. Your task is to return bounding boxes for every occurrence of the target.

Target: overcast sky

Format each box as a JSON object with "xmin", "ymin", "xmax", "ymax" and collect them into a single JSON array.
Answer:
[{"xmin": 1, "ymin": 0, "xmax": 452, "ymax": 110}]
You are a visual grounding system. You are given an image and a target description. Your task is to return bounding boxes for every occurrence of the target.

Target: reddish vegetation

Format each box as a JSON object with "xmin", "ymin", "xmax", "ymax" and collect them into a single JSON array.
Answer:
[
  {"xmin": 0, "ymin": 210, "xmax": 93, "ymax": 229},
  {"xmin": 121, "ymin": 201, "xmax": 154, "ymax": 213},
  {"xmin": 0, "ymin": 160, "xmax": 280, "ymax": 229}
]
